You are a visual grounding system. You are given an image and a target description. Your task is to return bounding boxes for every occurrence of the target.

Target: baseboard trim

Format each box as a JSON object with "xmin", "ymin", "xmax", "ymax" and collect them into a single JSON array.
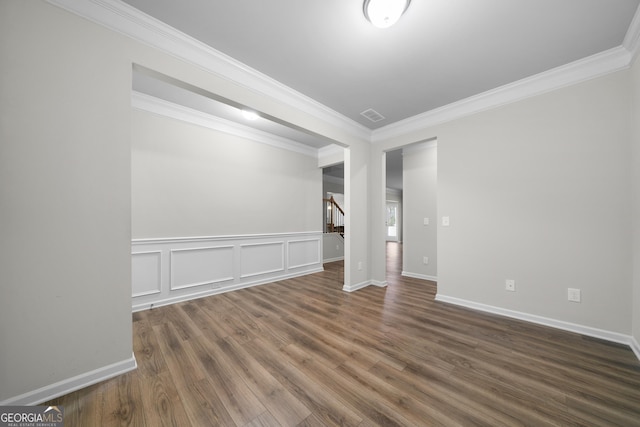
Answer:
[
  {"xmin": 133, "ymin": 267, "xmax": 323, "ymax": 312},
  {"xmin": 402, "ymin": 271, "xmax": 438, "ymax": 282},
  {"xmin": 435, "ymin": 294, "xmax": 639, "ymax": 360},
  {"xmin": 342, "ymin": 280, "xmax": 372, "ymax": 292},
  {"xmin": 631, "ymin": 336, "xmax": 640, "ymax": 361},
  {"xmin": 371, "ymin": 280, "xmax": 388, "ymax": 288},
  {"xmin": 1, "ymin": 354, "xmax": 137, "ymax": 406},
  {"xmin": 323, "ymin": 256, "xmax": 344, "ymax": 263}
]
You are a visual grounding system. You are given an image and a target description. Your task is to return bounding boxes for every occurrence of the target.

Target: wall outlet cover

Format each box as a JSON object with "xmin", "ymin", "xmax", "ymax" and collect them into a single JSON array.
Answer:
[{"xmin": 505, "ymin": 279, "xmax": 516, "ymax": 291}]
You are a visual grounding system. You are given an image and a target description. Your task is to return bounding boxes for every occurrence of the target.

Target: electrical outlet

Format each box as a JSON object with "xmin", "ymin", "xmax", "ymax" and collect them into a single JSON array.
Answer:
[
  {"xmin": 423, "ymin": 217, "xmax": 429, "ymax": 226},
  {"xmin": 568, "ymin": 288, "xmax": 581, "ymax": 302},
  {"xmin": 505, "ymin": 279, "xmax": 516, "ymax": 292},
  {"xmin": 423, "ymin": 256, "xmax": 429, "ymax": 265}
]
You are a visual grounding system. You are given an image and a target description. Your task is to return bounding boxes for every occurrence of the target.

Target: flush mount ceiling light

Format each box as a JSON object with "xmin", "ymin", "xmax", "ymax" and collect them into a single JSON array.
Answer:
[{"xmin": 363, "ymin": 0, "xmax": 411, "ymax": 29}]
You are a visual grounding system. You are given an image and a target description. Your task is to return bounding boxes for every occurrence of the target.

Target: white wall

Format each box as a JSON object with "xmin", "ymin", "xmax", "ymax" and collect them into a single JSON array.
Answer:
[
  {"xmin": 372, "ymin": 70, "xmax": 633, "ymax": 336},
  {"xmin": 0, "ymin": 1, "xmax": 134, "ymax": 403},
  {"xmin": 323, "ymin": 233, "xmax": 345, "ymax": 262},
  {"xmin": 343, "ymin": 145, "xmax": 373, "ymax": 291},
  {"xmin": 323, "ymin": 176, "xmax": 344, "ymax": 197},
  {"xmin": 632, "ymin": 54, "xmax": 640, "ymax": 352},
  {"xmin": 438, "ymin": 72, "xmax": 632, "ymax": 334},
  {"xmin": 402, "ymin": 142, "xmax": 437, "ymax": 280},
  {"xmin": 132, "ymin": 109, "xmax": 321, "ymax": 238}
]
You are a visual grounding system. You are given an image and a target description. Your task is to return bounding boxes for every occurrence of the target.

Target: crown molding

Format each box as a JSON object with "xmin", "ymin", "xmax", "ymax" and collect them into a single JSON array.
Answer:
[
  {"xmin": 624, "ymin": 3, "xmax": 640, "ymax": 63},
  {"xmin": 47, "ymin": 0, "xmax": 640, "ymax": 147},
  {"xmin": 46, "ymin": 0, "xmax": 371, "ymax": 142},
  {"xmin": 132, "ymin": 91, "xmax": 318, "ymax": 158},
  {"xmin": 318, "ymin": 143, "xmax": 345, "ymax": 159},
  {"xmin": 402, "ymin": 139, "xmax": 437, "ymax": 155},
  {"xmin": 372, "ymin": 46, "xmax": 632, "ymax": 143}
]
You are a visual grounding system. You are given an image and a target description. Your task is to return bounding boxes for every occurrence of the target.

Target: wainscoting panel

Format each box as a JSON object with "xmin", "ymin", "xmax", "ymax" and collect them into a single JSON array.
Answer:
[
  {"xmin": 288, "ymin": 238, "xmax": 321, "ymax": 269},
  {"xmin": 131, "ymin": 232, "xmax": 323, "ymax": 311},
  {"xmin": 170, "ymin": 246, "xmax": 234, "ymax": 290},
  {"xmin": 240, "ymin": 242, "xmax": 285, "ymax": 278},
  {"xmin": 131, "ymin": 251, "xmax": 162, "ymax": 297}
]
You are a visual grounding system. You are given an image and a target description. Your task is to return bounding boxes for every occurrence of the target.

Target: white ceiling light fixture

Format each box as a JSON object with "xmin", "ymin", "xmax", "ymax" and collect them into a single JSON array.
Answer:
[
  {"xmin": 241, "ymin": 109, "xmax": 259, "ymax": 120},
  {"xmin": 363, "ymin": 0, "xmax": 411, "ymax": 29}
]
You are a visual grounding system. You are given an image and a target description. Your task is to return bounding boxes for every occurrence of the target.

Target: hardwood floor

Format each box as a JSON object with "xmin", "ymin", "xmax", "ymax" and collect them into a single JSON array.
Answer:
[{"xmin": 47, "ymin": 242, "xmax": 640, "ymax": 426}]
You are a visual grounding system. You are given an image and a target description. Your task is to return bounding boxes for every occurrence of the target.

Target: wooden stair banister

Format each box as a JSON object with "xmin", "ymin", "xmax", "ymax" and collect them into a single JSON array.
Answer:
[{"xmin": 323, "ymin": 196, "xmax": 345, "ymax": 236}]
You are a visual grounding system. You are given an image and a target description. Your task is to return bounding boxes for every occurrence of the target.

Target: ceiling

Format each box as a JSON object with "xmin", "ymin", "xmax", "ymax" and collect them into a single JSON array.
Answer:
[
  {"xmin": 123, "ymin": 0, "xmax": 639, "ymax": 130},
  {"xmin": 386, "ymin": 149, "xmax": 403, "ymax": 190}
]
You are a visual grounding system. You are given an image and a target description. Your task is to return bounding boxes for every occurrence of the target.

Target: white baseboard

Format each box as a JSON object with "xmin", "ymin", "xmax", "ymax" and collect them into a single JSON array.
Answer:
[
  {"xmin": 631, "ymin": 336, "xmax": 640, "ymax": 361},
  {"xmin": 133, "ymin": 267, "xmax": 323, "ymax": 312},
  {"xmin": 323, "ymin": 256, "xmax": 344, "ymax": 263},
  {"xmin": 402, "ymin": 271, "xmax": 438, "ymax": 282},
  {"xmin": 343, "ymin": 280, "xmax": 372, "ymax": 292},
  {"xmin": 0, "ymin": 354, "xmax": 137, "ymax": 406},
  {"xmin": 342, "ymin": 280, "xmax": 387, "ymax": 292},
  {"xmin": 435, "ymin": 294, "xmax": 639, "ymax": 360}
]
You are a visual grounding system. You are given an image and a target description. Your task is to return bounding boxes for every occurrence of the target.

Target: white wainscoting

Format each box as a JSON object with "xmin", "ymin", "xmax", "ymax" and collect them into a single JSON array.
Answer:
[
  {"xmin": 131, "ymin": 251, "xmax": 161, "ymax": 297},
  {"xmin": 132, "ymin": 232, "xmax": 323, "ymax": 311}
]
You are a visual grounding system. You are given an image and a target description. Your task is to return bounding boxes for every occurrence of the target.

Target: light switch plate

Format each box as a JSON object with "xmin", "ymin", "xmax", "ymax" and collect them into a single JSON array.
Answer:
[
  {"xmin": 568, "ymin": 288, "xmax": 581, "ymax": 302},
  {"xmin": 442, "ymin": 216, "xmax": 450, "ymax": 226}
]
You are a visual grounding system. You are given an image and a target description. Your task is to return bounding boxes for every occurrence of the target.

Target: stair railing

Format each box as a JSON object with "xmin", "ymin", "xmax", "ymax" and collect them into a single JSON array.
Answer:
[{"xmin": 323, "ymin": 196, "xmax": 345, "ymax": 235}]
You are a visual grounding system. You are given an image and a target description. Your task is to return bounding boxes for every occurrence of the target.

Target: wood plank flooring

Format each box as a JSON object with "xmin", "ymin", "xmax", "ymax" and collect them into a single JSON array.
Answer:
[{"xmin": 47, "ymin": 242, "xmax": 640, "ymax": 426}]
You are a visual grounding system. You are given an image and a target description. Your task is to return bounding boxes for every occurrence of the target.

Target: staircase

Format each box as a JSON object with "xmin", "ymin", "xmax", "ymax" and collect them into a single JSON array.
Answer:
[{"xmin": 324, "ymin": 196, "xmax": 344, "ymax": 237}]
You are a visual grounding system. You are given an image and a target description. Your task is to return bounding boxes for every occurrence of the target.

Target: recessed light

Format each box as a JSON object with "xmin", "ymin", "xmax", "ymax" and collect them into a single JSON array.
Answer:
[{"xmin": 241, "ymin": 110, "xmax": 259, "ymax": 120}]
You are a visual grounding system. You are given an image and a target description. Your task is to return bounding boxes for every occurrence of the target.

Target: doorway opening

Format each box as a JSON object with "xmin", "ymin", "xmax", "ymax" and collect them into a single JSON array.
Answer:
[
  {"xmin": 322, "ymin": 163, "xmax": 345, "ymax": 267},
  {"xmin": 386, "ymin": 201, "xmax": 400, "ymax": 241},
  {"xmin": 384, "ymin": 139, "xmax": 438, "ymax": 285}
]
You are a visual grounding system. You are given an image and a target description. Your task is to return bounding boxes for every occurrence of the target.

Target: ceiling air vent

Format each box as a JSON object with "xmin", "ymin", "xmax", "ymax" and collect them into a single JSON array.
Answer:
[{"xmin": 360, "ymin": 108, "xmax": 385, "ymax": 123}]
